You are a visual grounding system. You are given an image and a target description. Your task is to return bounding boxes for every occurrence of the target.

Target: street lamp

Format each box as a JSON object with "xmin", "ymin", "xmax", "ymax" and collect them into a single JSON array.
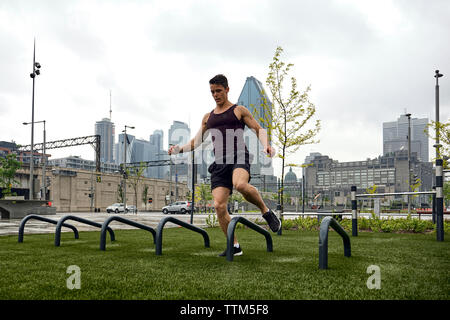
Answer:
[
  {"xmin": 405, "ymin": 113, "xmax": 412, "ymax": 215},
  {"xmin": 434, "ymin": 70, "xmax": 443, "ymax": 160},
  {"xmin": 122, "ymin": 125, "xmax": 135, "ymax": 211},
  {"xmin": 28, "ymin": 39, "xmax": 42, "ymax": 200},
  {"xmin": 23, "ymin": 120, "xmax": 46, "ymax": 200}
]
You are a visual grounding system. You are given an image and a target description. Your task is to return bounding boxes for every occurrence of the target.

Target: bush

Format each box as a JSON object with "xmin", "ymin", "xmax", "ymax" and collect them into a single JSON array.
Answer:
[
  {"xmin": 281, "ymin": 219, "xmax": 295, "ymax": 230},
  {"xmin": 275, "ymin": 215, "xmax": 445, "ymax": 234}
]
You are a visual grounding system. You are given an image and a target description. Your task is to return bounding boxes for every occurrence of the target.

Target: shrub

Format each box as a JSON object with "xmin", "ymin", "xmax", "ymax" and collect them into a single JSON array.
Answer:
[{"xmin": 277, "ymin": 215, "xmax": 443, "ymax": 234}]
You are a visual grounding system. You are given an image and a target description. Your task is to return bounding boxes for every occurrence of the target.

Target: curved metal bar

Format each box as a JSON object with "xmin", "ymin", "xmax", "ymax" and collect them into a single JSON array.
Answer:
[
  {"xmin": 100, "ymin": 216, "xmax": 156, "ymax": 251},
  {"xmin": 54, "ymin": 215, "xmax": 115, "ymax": 247},
  {"xmin": 319, "ymin": 216, "xmax": 351, "ymax": 269},
  {"xmin": 226, "ymin": 216, "xmax": 273, "ymax": 262},
  {"xmin": 18, "ymin": 214, "xmax": 79, "ymax": 243},
  {"xmin": 155, "ymin": 217, "xmax": 210, "ymax": 255}
]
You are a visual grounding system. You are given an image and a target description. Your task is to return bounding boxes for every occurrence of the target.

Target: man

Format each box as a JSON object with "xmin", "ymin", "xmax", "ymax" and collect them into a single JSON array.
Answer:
[{"xmin": 168, "ymin": 74, "xmax": 281, "ymax": 257}]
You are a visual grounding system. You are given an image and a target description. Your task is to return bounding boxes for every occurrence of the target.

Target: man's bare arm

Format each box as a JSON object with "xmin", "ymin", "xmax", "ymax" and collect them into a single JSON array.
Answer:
[
  {"xmin": 168, "ymin": 113, "xmax": 209, "ymax": 155},
  {"xmin": 238, "ymin": 106, "xmax": 275, "ymax": 156}
]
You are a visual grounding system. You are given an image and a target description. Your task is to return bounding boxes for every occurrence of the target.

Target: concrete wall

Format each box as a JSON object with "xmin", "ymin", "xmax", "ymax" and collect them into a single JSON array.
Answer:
[{"xmin": 16, "ymin": 167, "xmax": 190, "ymax": 212}]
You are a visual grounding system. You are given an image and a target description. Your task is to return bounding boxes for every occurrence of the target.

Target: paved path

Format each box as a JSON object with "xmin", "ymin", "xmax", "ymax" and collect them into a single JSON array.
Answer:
[{"xmin": 0, "ymin": 212, "xmax": 209, "ymax": 237}]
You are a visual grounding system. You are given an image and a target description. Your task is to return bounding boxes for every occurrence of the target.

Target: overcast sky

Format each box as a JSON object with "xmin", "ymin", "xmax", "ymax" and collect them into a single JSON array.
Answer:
[{"xmin": 1, "ymin": 0, "xmax": 449, "ymax": 178}]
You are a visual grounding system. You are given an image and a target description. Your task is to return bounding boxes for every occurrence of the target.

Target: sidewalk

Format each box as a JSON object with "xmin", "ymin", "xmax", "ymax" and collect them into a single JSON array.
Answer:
[{"xmin": 0, "ymin": 212, "xmax": 208, "ymax": 237}]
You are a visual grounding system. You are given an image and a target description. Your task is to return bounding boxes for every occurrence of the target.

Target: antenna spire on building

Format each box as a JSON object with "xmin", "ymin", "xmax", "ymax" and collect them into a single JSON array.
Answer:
[{"xmin": 109, "ymin": 90, "xmax": 112, "ymax": 121}]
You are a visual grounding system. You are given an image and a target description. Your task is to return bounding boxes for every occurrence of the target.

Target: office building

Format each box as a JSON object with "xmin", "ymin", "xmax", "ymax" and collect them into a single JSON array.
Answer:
[
  {"xmin": 237, "ymin": 76, "xmax": 275, "ymax": 178},
  {"xmin": 95, "ymin": 118, "xmax": 115, "ymax": 164},
  {"xmin": 168, "ymin": 121, "xmax": 191, "ymax": 183},
  {"xmin": 49, "ymin": 155, "xmax": 119, "ymax": 173},
  {"xmin": 304, "ymin": 151, "xmax": 433, "ymax": 207},
  {"xmin": 383, "ymin": 115, "xmax": 429, "ymax": 162}
]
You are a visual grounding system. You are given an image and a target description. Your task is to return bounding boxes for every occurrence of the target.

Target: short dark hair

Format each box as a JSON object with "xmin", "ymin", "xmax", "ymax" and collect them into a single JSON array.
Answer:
[{"xmin": 209, "ymin": 74, "xmax": 228, "ymax": 88}]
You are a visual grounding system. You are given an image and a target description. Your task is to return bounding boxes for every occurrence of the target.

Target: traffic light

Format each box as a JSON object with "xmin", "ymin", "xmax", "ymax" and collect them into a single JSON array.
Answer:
[
  {"xmin": 148, "ymin": 197, "xmax": 153, "ymax": 204},
  {"xmin": 96, "ymin": 176, "xmax": 102, "ymax": 183}
]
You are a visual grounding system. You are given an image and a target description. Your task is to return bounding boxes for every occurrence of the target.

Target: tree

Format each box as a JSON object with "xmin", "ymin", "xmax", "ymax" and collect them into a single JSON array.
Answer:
[
  {"xmin": 142, "ymin": 184, "xmax": 149, "ymax": 212},
  {"xmin": 229, "ymin": 192, "xmax": 244, "ymax": 213},
  {"xmin": 0, "ymin": 153, "xmax": 21, "ymax": 198},
  {"xmin": 364, "ymin": 184, "xmax": 378, "ymax": 212},
  {"xmin": 126, "ymin": 162, "xmax": 146, "ymax": 213},
  {"xmin": 256, "ymin": 46, "xmax": 320, "ymax": 212},
  {"xmin": 117, "ymin": 183, "xmax": 124, "ymax": 203},
  {"xmin": 444, "ymin": 181, "xmax": 450, "ymax": 208},
  {"xmin": 194, "ymin": 183, "xmax": 212, "ymax": 213},
  {"xmin": 424, "ymin": 119, "xmax": 450, "ymax": 168}
]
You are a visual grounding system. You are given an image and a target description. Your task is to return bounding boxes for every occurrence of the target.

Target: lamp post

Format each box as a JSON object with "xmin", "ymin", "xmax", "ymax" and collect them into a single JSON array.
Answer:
[
  {"xmin": 28, "ymin": 39, "xmax": 42, "ymax": 200},
  {"xmin": 122, "ymin": 125, "xmax": 135, "ymax": 211},
  {"xmin": 405, "ymin": 113, "xmax": 412, "ymax": 215},
  {"xmin": 434, "ymin": 70, "xmax": 443, "ymax": 160},
  {"xmin": 23, "ymin": 120, "xmax": 46, "ymax": 200}
]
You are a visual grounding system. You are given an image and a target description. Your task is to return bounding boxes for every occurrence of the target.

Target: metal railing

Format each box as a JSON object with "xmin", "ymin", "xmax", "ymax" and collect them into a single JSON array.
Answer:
[
  {"xmin": 350, "ymin": 159, "xmax": 445, "ymax": 242},
  {"xmin": 226, "ymin": 216, "xmax": 273, "ymax": 262},
  {"xmin": 18, "ymin": 214, "xmax": 79, "ymax": 243},
  {"xmin": 54, "ymin": 215, "xmax": 115, "ymax": 247},
  {"xmin": 318, "ymin": 216, "xmax": 351, "ymax": 269},
  {"xmin": 100, "ymin": 216, "xmax": 156, "ymax": 251},
  {"xmin": 155, "ymin": 217, "xmax": 210, "ymax": 255}
]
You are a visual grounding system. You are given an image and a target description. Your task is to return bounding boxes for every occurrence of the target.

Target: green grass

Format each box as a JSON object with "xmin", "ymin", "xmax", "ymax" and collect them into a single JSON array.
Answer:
[{"xmin": 0, "ymin": 227, "xmax": 449, "ymax": 300}]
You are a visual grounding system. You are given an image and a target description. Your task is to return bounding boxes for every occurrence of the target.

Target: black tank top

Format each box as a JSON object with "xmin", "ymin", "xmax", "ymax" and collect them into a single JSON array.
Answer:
[{"xmin": 206, "ymin": 104, "xmax": 249, "ymax": 164}]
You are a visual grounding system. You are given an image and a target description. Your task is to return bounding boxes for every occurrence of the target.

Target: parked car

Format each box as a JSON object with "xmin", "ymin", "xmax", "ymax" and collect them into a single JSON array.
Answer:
[
  {"xmin": 126, "ymin": 205, "xmax": 137, "ymax": 213},
  {"xmin": 106, "ymin": 203, "xmax": 125, "ymax": 213},
  {"xmin": 162, "ymin": 201, "xmax": 192, "ymax": 214}
]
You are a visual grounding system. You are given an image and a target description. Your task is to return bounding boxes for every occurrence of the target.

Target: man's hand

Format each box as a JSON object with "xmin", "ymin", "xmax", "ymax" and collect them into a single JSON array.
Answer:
[
  {"xmin": 264, "ymin": 145, "xmax": 276, "ymax": 157},
  {"xmin": 168, "ymin": 145, "xmax": 181, "ymax": 155}
]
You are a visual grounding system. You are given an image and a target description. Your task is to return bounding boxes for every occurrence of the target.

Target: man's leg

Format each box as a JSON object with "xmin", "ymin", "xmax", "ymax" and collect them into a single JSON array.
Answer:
[
  {"xmin": 212, "ymin": 186, "xmax": 238, "ymax": 244},
  {"xmin": 232, "ymin": 168, "xmax": 269, "ymax": 214},
  {"xmin": 232, "ymin": 168, "xmax": 281, "ymax": 232}
]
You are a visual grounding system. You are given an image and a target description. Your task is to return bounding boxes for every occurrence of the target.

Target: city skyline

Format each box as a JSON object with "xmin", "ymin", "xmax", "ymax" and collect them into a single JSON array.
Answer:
[{"xmin": 0, "ymin": 1, "xmax": 448, "ymax": 179}]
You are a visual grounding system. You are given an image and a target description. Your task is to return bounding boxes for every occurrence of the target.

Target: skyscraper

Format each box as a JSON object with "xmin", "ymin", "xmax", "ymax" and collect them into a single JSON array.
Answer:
[
  {"xmin": 237, "ymin": 76, "xmax": 274, "ymax": 177},
  {"xmin": 150, "ymin": 130, "xmax": 164, "ymax": 152},
  {"xmin": 383, "ymin": 115, "xmax": 429, "ymax": 162},
  {"xmin": 150, "ymin": 129, "xmax": 166, "ymax": 179},
  {"xmin": 95, "ymin": 118, "xmax": 115, "ymax": 164},
  {"xmin": 168, "ymin": 121, "xmax": 190, "ymax": 147},
  {"xmin": 168, "ymin": 121, "xmax": 191, "ymax": 182}
]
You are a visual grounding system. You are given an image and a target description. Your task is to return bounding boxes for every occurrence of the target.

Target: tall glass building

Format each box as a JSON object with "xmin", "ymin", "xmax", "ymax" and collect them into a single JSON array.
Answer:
[
  {"xmin": 95, "ymin": 118, "xmax": 115, "ymax": 164},
  {"xmin": 236, "ymin": 76, "xmax": 277, "ymax": 192},
  {"xmin": 237, "ymin": 77, "xmax": 273, "ymax": 180},
  {"xmin": 383, "ymin": 115, "xmax": 429, "ymax": 162}
]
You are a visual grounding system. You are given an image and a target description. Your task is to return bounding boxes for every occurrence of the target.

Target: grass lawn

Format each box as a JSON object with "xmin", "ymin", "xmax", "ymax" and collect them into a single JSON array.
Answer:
[{"xmin": 0, "ymin": 226, "xmax": 448, "ymax": 300}]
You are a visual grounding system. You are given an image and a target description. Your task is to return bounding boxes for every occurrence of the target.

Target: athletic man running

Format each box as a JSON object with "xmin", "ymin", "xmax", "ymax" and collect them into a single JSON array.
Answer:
[{"xmin": 168, "ymin": 74, "xmax": 281, "ymax": 257}]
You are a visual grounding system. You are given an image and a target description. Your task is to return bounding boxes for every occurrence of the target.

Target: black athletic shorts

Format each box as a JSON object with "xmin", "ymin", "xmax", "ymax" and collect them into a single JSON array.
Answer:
[{"xmin": 208, "ymin": 161, "xmax": 251, "ymax": 194}]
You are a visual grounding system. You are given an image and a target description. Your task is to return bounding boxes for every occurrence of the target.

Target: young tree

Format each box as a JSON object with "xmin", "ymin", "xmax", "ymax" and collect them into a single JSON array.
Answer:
[
  {"xmin": 229, "ymin": 192, "xmax": 244, "ymax": 213},
  {"xmin": 194, "ymin": 183, "xmax": 212, "ymax": 213},
  {"xmin": 142, "ymin": 184, "xmax": 149, "ymax": 212},
  {"xmin": 0, "ymin": 153, "xmax": 21, "ymax": 198},
  {"xmin": 117, "ymin": 183, "xmax": 124, "ymax": 203},
  {"xmin": 425, "ymin": 119, "xmax": 449, "ymax": 168},
  {"xmin": 365, "ymin": 184, "xmax": 378, "ymax": 211},
  {"xmin": 126, "ymin": 162, "xmax": 146, "ymax": 213},
  {"xmin": 257, "ymin": 46, "xmax": 321, "ymax": 212}
]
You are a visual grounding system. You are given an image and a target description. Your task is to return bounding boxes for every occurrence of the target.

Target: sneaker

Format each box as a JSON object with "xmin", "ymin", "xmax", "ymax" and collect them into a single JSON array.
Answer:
[
  {"xmin": 218, "ymin": 245, "xmax": 243, "ymax": 257},
  {"xmin": 262, "ymin": 209, "xmax": 281, "ymax": 232}
]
